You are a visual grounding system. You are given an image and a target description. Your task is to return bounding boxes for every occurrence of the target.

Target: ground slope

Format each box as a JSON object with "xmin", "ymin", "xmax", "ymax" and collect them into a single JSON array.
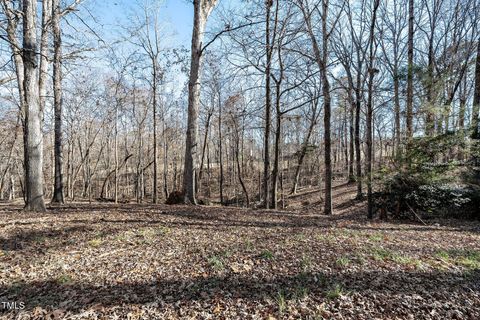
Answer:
[{"xmin": 1, "ymin": 184, "xmax": 479, "ymax": 319}]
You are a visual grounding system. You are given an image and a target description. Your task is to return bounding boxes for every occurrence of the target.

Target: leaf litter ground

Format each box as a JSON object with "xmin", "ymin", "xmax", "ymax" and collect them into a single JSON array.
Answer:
[{"xmin": 1, "ymin": 184, "xmax": 479, "ymax": 319}]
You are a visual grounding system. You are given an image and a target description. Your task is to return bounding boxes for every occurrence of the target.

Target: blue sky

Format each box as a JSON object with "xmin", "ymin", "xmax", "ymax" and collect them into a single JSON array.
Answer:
[{"xmin": 96, "ymin": 0, "xmax": 194, "ymax": 48}]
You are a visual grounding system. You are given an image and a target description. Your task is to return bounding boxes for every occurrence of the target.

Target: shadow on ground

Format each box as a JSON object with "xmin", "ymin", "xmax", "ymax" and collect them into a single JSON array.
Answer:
[{"xmin": 1, "ymin": 269, "xmax": 478, "ymax": 313}]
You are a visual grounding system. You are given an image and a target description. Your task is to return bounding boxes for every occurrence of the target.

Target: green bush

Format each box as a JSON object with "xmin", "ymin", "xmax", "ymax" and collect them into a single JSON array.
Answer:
[{"xmin": 375, "ymin": 132, "xmax": 480, "ymax": 219}]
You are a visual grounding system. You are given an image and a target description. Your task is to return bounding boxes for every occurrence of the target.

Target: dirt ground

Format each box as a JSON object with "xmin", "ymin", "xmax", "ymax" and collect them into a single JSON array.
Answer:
[{"xmin": 1, "ymin": 184, "xmax": 479, "ymax": 319}]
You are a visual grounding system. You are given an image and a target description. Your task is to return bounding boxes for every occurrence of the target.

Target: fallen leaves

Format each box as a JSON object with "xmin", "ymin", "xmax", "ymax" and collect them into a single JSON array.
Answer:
[{"xmin": 0, "ymin": 185, "xmax": 479, "ymax": 319}]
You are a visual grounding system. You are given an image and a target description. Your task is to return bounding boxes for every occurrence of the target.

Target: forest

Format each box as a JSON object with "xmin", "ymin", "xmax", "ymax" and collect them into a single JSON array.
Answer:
[{"xmin": 0, "ymin": 0, "xmax": 479, "ymax": 318}]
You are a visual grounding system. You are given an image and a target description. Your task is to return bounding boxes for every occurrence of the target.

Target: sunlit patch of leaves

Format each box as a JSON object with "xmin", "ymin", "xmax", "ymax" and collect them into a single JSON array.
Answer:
[
  {"xmin": 88, "ymin": 238, "xmax": 102, "ymax": 247},
  {"xmin": 156, "ymin": 226, "xmax": 171, "ymax": 236}
]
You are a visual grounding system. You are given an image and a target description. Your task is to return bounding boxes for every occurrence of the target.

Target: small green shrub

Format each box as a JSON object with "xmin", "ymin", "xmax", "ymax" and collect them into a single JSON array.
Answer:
[
  {"xmin": 260, "ymin": 250, "xmax": 274, "ymax": 260},
  {"xmin": 326, "ymin": 283, "xmax": 343, "ymax": 299}
]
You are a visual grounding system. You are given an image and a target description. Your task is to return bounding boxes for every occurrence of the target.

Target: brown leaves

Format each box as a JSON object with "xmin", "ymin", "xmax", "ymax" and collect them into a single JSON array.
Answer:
[{"xmin": 1, "ymin": 191, "xmax": 480, "ymax": 319}]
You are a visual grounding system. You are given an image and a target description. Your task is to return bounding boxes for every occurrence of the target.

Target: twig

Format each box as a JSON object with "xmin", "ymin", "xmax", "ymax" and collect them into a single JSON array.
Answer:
[{"xmin": 406, "ymin": 203, "xmax": 427, "ymax": 226}]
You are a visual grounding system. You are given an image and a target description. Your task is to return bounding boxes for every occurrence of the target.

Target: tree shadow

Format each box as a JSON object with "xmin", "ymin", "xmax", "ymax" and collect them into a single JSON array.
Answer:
[
  {"xmin": 0, "ymin": 225, "xmax": 93, "ymax": 252},
  {"xmin": 0, "ymin": 269, "xmax": 478, "ymax": 314}
]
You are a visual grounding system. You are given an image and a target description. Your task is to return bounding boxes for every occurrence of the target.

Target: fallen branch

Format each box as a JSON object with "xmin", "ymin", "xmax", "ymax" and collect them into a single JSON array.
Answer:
[{"xmin": 406, "ymin": 202, "xmax": 427, "ymax": 226}]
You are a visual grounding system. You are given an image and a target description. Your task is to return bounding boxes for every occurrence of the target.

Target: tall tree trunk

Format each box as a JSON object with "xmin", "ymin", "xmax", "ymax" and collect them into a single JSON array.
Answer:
[
  {"xmin": 263, "ymin": 0, "xmax": 274, "ymax": 209},
  {"xmin": 198, "ymin": 111, "xmax": 213, "ymax": 191},
  {"xmin": 472, "ymin": 41, "xmax": 480, "ymax": 139},
  {"xmin": 162, "ymin": 114, "xmax": 169, "ymax": 199},
  {"xmin": 152, "ymin": 62, "xmax": 158, "ymax": 203},
  {"xmin": 114, "ymin": 98, "xmax": 119, "ymax": 203},
  {"xmin": 393, "ymin": 69, "xmax": 401, "ymax": 158},
  {"xmin": 354, "ymin": 86, "xmax": 363, "ymax": 199},
  {"xmin": 320, "ymin": 0, "xmax": 332, "ymax": 215},
  {"xmin": 348, "ymin": 97, "xmax": 355, "ymax": 182},
  {"xmin": 51, "ymin": 0, "xmax": 64, "ymax": 204},
  {"xmin": 300, "ymin": 0, "xmax": 333, "ymax": 215},
  {"xmin": 458, "ymin": 76, "xmax": 467, "ymax": 132},
  {"xmin": 183, "ymin": 0, "xmax": 217, "ymax": 204},
  {"xmin": 2, "ymin": 1, "xmax": 26, "ymax": 204},
  {"xmin": 23, "ymin": 0, "xmax": 46, "ymax": 212},
  {"xmin": 38, "ymin": 0, "xmax": 51, "ymax": 115},
  {"xmin": 271, "ymin": 109, "xmax": 281, "ymax": 209},
  {"xmin": 425, "ymin": 30, "xmax": 436, "ymax": 136},
  {"xmin": 234, "ymin": 121, "xmax": 250, "ymax": 207},
  {"xmin": 218, "ymin": 92, "xmax": 224, "ymax": 204},
  {"xmin": 406, "ymin": 0, "xmax": 414, "ymax": 142},
  {"xmin": 367, "ymin": 0, "xmax": 380, "ymax": 219}
]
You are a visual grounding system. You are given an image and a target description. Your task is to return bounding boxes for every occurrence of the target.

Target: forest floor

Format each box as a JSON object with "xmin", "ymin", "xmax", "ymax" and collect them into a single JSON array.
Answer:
[{"xmin": 1, "ymin": 183, "xmax": 480, "ymax": 319}]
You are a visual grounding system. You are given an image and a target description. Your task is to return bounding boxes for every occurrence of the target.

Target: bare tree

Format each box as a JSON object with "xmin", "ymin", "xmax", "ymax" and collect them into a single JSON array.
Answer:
[
  {"xmin": 51, "ymin": 0, "xmax": 64, "ymax": 203},
  {"xmin": 297, "ymin": 0, "xmax": 338, "ymax": 215},
  {"xmin": 183, "ymin": 0, "xmax": 219, "ymax": 204},
  {"xmin": 23, "ymin": 0, "xmax": 46, "ymax": 211},
  {"xmin": 473, "ymin": 41, "xmax": 480, "ymax": 139},
  {"xmin": 366, "ymin": 0, "xmax": 380, "ymax": 219},
  {"xmin": 406, "ymin": 0, "xmax": 414, "ymax": 142}
]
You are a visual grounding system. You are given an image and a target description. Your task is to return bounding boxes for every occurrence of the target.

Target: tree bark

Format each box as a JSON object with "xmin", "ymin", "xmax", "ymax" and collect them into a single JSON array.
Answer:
[
  {"xmin": 393, "ymin": 69, "xmax": 401, "ymax": 158},
  {"xmin": 198, "ymin": 111, "xmax": 213, "ymax": 190},
  {"xmin": 38, "ymin": 0, "xmax": 51, "ymax": 115},
  {"xmin": 354, "ymin": 86, "xmax": 363, "ymax": 199},
  {"xmin": 472, "ymin": 41, "xmax": 480, "ymax": 139},
  {"xmin": 367, "ymin": 0, "xmax": 380, "ymax": 219},
  {"xmin": 152, "ymin": 60, "xmax": 158, "ymax": 203},
  {"xmin": 218, "ymin": 91, "xmax": 224, "ymax": 204},
  {"xmin": 300, "ymin": 0, "xmax": 333, "ymax": 215},
  {"xmin": 51, "ymin": 0, "xmax": 64, "ymax": 204},
  {"xmin": 183, "ymin": 0, "xmax": 218, "ymax": 204},
  {"xmin": 291, "ymin": 108, "xmax": 317, "ymax": 194},
  {"xmin": 406, "ymin": 0, "xmax": 414, "ymax": 141},
  {"xmin": 23, "ymin": 0, "xmax": 46, "ymax": 212},
  {"xmin": 263, "ymin": 0, "xmax": 273, "ymax": 209},
  {"xmin": 348, "ymin": 95, "xmax": 355, "ymax": 182}
]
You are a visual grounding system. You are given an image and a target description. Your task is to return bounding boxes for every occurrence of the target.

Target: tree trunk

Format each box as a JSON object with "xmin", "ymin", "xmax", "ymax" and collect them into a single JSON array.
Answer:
[
  {"xmin": 425, "ymin": 30, "xmax": 436, "ymax": 136},
  {"xmin": 348, "ymin": 90, "xmax": 355, "ymax": 182},
  {"xmin": 471, "ymin": 40, "xmax": 480, "ymax": 139},
  {"xmin": 234, "ymin": 120, "xmax": 250, "ymax": 207},
  {"xmin": 354, "ymin": 86, "xmax": 363, "ymax": 199},
  {"xmin": 183, "ymin": 0, "xmax": 218, "ymax": 204},
  {"xmin": 271, "ymin": 109, "xmax": 281, "ymax": 209},
  {"xmin": 51, "ymin": 0, "xmax": 64, "ymax": 204},
  {"xmin": 38, "ymin": 0, "xmax": 51, "ymax": 115},
  {"xmin": 393, "ymin": 69, "xmax": 401, "ymax": 158},
  {"xmin": 406, "ymin": 0, "xmax": 414, "ymax": 141},
  {"xmin": 263, "ymin": 0, "xmax": 273, "ymax": 209},
  {"xmin": 367, "ymin": 0, "xmax": 380, "ymax": 219},
  {"xmin": 23, "ymin": 0, "xmax": 46, "ymax": 212},
  {"xmin": 301, "ymin": 0, "xmax": 333, "ymax": 215},
  {"xmin": 162, "ymin": 108, "xmax": 169, "ymax": 199},
  {"xmin": 291, "ymin": 111, "xmax": 316, "ymax": 194},
  {"xmin": 321, "ymin": 1, "xmax": 332, "ymax": 215},
  {"xmin": 198, "ymin": 111, "xmax": 213, "ymax": 191},
  {"xmin": 152, "ymin": 62, "xmax": 158, "ymax": 203},
  {"xmin": 218, "ymin": 92, "xmax": 224, "ymax": 204}
]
